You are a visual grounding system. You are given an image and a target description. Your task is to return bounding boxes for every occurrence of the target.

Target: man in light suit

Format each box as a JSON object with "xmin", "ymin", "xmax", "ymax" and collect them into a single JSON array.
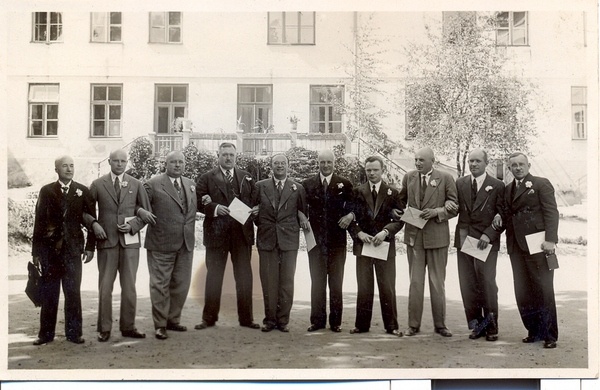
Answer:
[
  {"xmin": 144, "ymin": 150, "xmax": 197, "ymax": 340},
  {"xmin": 302, "ymin": 149, "xmax": 354, "ymax": 333},
  {"xmin": 348, "ymin": 156, "xmax": 404, "ymax": 336},
  {"xmin": 31, "ymin": 155, "xmax": 96, "ymax": 345},
  {"xmin": 195, "ymin": 142, "xmax": 260, "ymax": 330},
  {"xmin": 88, "ymin": 149, "xmax": 156, "ymax": 342},
  {"xmin": 504, "ymin": 152, "xmax": 559, "ymax": 349},
  {"xmin": 255, "ymin": 154, "xmax": 308, "ymax": 332},
  {"xmin": 451, "ymin": 149, "xmax": 505, "ymax": 341},
  {"xmin": 397, "ymin": 147, "xmax": 458, "ymax": 337}
]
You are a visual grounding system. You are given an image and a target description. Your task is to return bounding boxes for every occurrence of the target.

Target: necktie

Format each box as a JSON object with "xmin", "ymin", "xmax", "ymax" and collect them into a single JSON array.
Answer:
[
  {"xmin": 275, "ymin": 181, "xmax": 282, "ymax": 209},
  {"xmin": 225, "ymin": 170, "xmax": 233, "ymax": 184},
  {"xmin": 114, "ymin": 176, "xmax": 121, "ymax": 199},
  {"xmin": 174, "ymin": 179, "xmax": 183, "ymax": 201},
  {"xmin": 371, "ymin": 184, "xmax": 377, "ymax": 205},
  {"xmin": 471, "ymin": 178, "xmax": 477, "ymax": 204},
  {"xmin": 420, "ymin": 174, "xmax": 427, "ymax": 202},
  {"xmin": 61, "ymin": 185, "xmax": 68, "ymax": 196},
  {"xmin": 322, "ymin": 178, "xmax": 328, "ymax": 196}
]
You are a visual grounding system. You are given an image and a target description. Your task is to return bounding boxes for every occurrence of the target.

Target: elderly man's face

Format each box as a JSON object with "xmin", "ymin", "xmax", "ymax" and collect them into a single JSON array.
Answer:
[
  {"xmin": 55, "ymin": 156, "xmax": 75, "ymax": 184},
  {"xmin": 166, "ymin": 152, "xmax": 185, "ymax": 178}
]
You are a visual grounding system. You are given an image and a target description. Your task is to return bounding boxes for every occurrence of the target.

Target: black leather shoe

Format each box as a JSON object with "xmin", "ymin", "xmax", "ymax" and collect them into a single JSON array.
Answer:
[
  {"xmin": 307, "ymin": 324, "xmax": 325, "ymax": 332},
  {"xmin": 405, "ymin": 327, "xmax": 420, "ymax": 336},
  {"xmin": 155, "ymin": 327, "xmax": 168, "ymax": 340},
  {"xmin": 33, "ymin": 337, "xmax": 53, "ymax": 345},
  {"xmin": 261, "ymin": 324, "xmax": 276, "ymax": 332},
  {"xmin": 469, "ymin": 329, "xmax": 484, "ymax": 340},
  {"xmin": 97, "ymin": 331, "xmax": 111, "ymax": 342},
  {"xmin": 543, "ymin": 341, "xmax": 557, "ymax": 349},
  {"xmin": 349, "ymin": 327, "xmax": 368, "ymax": 334},
  {"xmin": 278, "ymin": 325, "xmax": 290, "ymax": 332},
  {"xmin": 435, "ymin": 327, "xmax": 453, "ymax": 337},
  {"xmin": 67, "ymin": 336, "xmax": 85, "ymax": 344},
  {"xmin": 522, "ymin": 335, "xmax": 537, "ymax": 343},
  {"xmin": 486, "ymin": 333, "xmax": 498, "ymax": 342},
  {"xmin": 386, "ymin": 329, "xmax": 404, "ymax": 337},
  {"xmin": 194, "ymin": 321, "xmax": 214, "ymax": 330},
  {"xmin": 166, "ymin": 323, "xmax": 187, "ymax": 332},
  {"xmin": 122, "ymin": 329, "xmax": 146, "ymax": 339},
  {"xmin": 330, "ymin": 326, "xmax": 342, "ymax": 333},
  {"xmin": 241, "ymin": 322, "xmax": 260, "ymax": 329}
]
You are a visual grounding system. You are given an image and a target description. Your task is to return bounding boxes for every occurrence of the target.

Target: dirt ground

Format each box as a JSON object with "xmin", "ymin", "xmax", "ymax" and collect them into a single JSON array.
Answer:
[{"xmin": 5, "ymin": 237, "xmax": 592, "ymax": 380}]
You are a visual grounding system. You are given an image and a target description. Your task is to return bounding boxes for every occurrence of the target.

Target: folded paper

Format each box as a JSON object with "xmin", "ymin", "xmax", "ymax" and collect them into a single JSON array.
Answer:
[
  {"xmin": 400, "ymin": 206, "xmax": 428, "ymax": 229},
  {"xmin": 460, "ymin": 236, "xmax": 492, "ymax": 262}
]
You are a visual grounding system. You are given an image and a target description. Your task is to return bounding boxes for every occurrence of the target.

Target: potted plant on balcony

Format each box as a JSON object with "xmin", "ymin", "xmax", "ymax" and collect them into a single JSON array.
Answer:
[
  {"xmin": 288, "ymin": 114, "xmax": 300, "ymax": 131},
  {"xmin": 170, "ymin": 117, "xmax": 193, "ymax": 133}
]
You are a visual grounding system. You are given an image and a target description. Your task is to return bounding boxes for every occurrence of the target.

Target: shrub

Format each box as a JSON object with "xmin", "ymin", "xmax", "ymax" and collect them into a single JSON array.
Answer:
[
  {"xmin": 8, "ymin": 198, "xmax": 36, "ymax": 244},
  {"xmin": 182, "ymin": 144, "xmax": 218, "ymax": 182}
]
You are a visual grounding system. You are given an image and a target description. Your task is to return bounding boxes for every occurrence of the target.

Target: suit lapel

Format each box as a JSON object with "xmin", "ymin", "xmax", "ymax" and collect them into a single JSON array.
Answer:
[
  {"xmin": 267, "ymin": 179, "xmax": 277, "ymax": 210},
  {"xmin": 460, "ymin": 177, "xmax": 473, "ymax": 211},
  {"xmin": 162, "ymin": 175, "xmax": 184, "ymax": 210},
  {"xmin": 212, "ymin": 169, "xmax": 229, "ymax": 199},
  {"xmin": 374, "ymin": 182, "xmax": 387, "ymax": 217},
  {"xmin": 513, "ymin": 174, "xmax": 531, "ymax": 201},
  {"xmin": 278, "ymin": 180, "xmax": 294, "ymax": 210},
  {"xmin": 102, "ymin": 174, "xmax": 119, "ymax": 204},
  {"xmin": 181, "ymin": 178, "xmax": 193, "ymax": 212},
  {"xmin": 407, "ymin": 173, "xmax": 419, "ymax": 208},
  {"xmin": 472, "ymin": 176, "xmax": 492, "ymax": 210},
  {"xmin": 361, "ymin": 183, "xmax": 375, "ymax": 212},
  {"xmin": 421, "ymin": 170, "xmax": 439, "ymax": 206}
]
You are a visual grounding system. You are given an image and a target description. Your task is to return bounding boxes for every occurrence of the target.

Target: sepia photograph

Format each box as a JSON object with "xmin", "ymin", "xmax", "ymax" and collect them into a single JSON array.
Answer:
[{"xmin": 2, "ymin": 0, "xmax": 598, "ymax": 383}]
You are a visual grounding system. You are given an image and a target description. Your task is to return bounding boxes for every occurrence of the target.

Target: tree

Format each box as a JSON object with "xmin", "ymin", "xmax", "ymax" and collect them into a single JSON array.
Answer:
[{"xmin": 402, "ymin": 13, "xmax": 540, "ymax": 177}]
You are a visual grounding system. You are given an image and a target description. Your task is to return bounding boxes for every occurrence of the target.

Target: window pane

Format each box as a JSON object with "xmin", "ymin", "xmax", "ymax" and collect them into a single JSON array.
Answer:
[
  {"xmin": 174, "ymin": 106, "xmax": 186, "ymax": 119},
  {"xmin": 169, "ymin": 12, "xmax": 181, "ymax": 25},
  {"xmin": 239, "ymin": 106, "xmax": 253, "ymax": 132},
  {"xmin": 496, "ymin": 30, "xmax": 509, "ymax": 45},
  {"xmin": 496, "ymin": 12, "xmax": 509, "ymax": 27},
  {"xmin": 150, "ymin": 28, "xmax": 165, "ymax": 43},
  {"xmin": 169, "ymin": 27, "xmax": 181, "ymax": 43},
  {"xmin": 110, "ymin": 26, "xmax": 121, "ymax": 41},
  {"xmin": 512, "ymin": 29, "xmax": 527, "ymax": 45},
  {"xmin": 31, "ymin": 121, "xmax": 43, "ymax": 136},
  {"xmin": 94, "ymin": 105, "xmax": 106, "ymax": 119},
  {"xmin": 157, "ymin": 86, "xmax": 172, "ymax": 102},
  {"xmin": 50, "ymin": 12, "xmax": 61, "ymax": 24},
  {"xmin": 300, "ymin": 26, "xmax": 314, "ymax": 44},
  {"xmin": 300, "ymin": 11, "xmax": 314, "ymax": 25},
  {"xmin": 47, "ymin": 121, "xmax": 58, "ymax": 136},
  {"xmin": 285, "ymin": 26, "xmax": 298, "ymax": 44},
  {"xmin": 35, "ymin": 25, "xmax": 47, "ymax": 41},
  {"xmin": 513, "ymin": 12, "xmax": 526, "ymax": 28},
  {"xmin": 46, "ymin": 104, "xmax": 58, "ymax": 119},
  {"xmin": 572, "ymin": 87, "xmax": 586, "ymax": 104},
  {"xmin": 109, "ymin": 121, "xmax": 121, "ymax": 136},
  {"xmin": 255, "ymin": 86, "xmax": 272, "ymax": 103},
  {"xmin": 268, "ymin": 12, "xmax": 283, "ymax": 44},
  {"xmin": 239, "ymin": 87, "xmax": 254, "ymax": 103},
  {"xmin": 92, "ymin": 26, "xmax": 106, "ymax": 42},
  {"xmin": 108, "ymin": 86, "xmax": 121, "ymax": 100},
  {"xmin": 31, "ymin": 104, "xmax": 43, "ymax": 119},
  {"xmin": 93, "ymin": 86, "xmax": 107, "ymax": 101},
  {"xmin": 93, "ymin": 121, "xmax": 105, "ymax": 136},
  {"xmin": 109, "ymin": 105, "xmax": 121, "ymax": 119},
  {"xmin": 92, "ymin": 12, "xmax": 106, "ymax": 25},
  {"xmin": 50, "ymin": 25, "xmax": 61, "ymax": 41},
  {"xmin": 332, "ymin": 123, "xmax": 342, "ymax": 133},
  {"xmin": 157, "ymin": 107, "xmax": 169, "ymax": 133},
  {"xmin": 172, "ymin": 86, "xmax": 187, "ymax": 102},
  {"xmin": 110, "ymin": 12, "xmax": 121, "ymax": 24},
  {"xmin": 36, "ymin": 12, "xmax": 47, "ymax": 24},
  {"xmin": 150, "ymin": 13, "xmax": 165, "ymax": 27}
]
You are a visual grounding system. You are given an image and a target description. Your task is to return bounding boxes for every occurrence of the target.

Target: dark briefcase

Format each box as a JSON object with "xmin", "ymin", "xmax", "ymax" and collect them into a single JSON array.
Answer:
[
  {"xmin": 546, "ymin": 252, "xmax": 559, "ymax": 271},
  {"xmin": 25, "ymin": 261, "xmax": 42, "ymax": 307}
]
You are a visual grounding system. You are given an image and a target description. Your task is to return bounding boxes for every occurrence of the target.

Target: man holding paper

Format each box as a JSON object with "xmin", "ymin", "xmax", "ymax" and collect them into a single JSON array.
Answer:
[
  {"xmin": 88, "ymin": 149, "xmax": 154, "ymax": 342},
  {"xmin": 504, "ymin": 152, "xmax": 559, "ymax": 349},
  {"xmin": 195, "ymin": 142, "xmax": 260, "ymax": 330},
  {"xmin": 348, "ymin": 156, "xmax": 404, "ymax": 336},
  {"xmin": 452, "ymin": 149, "xmax": 505, "ymax": 342},
  {"xmin": 302, "ymin": 149, "xmax": 354, "ymax": 333},
  {"xmin": 397, "ymin": 147, "xmax": 458, "ymax": 337}
]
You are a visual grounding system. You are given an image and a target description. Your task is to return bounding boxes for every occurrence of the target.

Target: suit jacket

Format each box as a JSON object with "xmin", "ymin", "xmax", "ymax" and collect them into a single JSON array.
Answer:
[
  {"xmin": 399, "ymin": 169, "xmax": 458, "ymax": 249},
  {"xmin": 255, "ymin": 178, "xmax": 307, "ymax": 251},
  {"xmin": 143, "ymin": 173, "xmax": 197, "ymax": 252},
  {"xmin": 89, "ymin": 173, "xmax": 150, "ymax": 250},
  {"xmin": 197, "ymin": 167, "xmax": 257, "ymax": 248},
  {"xmin": 348, "ymin": 181, "xmax": 404, "ymax": 257},
  {"xmin": 32, "ymin": 181, "xmax": 96, "ymax": 258},
  {"xmin": 302, "ymin": 173, "xmax": 353, "ymax": 249},
  {"xmin": 504, "ymin": 173, "xmax": 559, "ymax": 254},
  {"xmin": 454, "ymin": 174, "xmax": 505, "ymax": 251}
]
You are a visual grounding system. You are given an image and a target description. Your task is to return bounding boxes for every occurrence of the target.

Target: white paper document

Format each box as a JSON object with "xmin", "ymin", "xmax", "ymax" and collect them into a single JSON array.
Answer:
[
  {"xmin": 361, "ymin": 241, "xmax": 390, "ymax": 261},
  {"xmin": 123, "ymin": 216, "xmax": 140, "ymax": 246},
  {"xmin": 460, "ymin": 236, "xmax": 492, "ymax": 262},
  {"xmin": 303, "ymin": 222, "xmax": 317, "ymax": 252},
  {"xmin": 525, "ymin": 231, "xmax": 546, "ymax": 255},
  {"xmin": 400, "ymin": 206, "xmax": 428, "ymax": 229},
  {"xmin": 228, "ymin": 197, "xmax": 252, "ymax": 225}
]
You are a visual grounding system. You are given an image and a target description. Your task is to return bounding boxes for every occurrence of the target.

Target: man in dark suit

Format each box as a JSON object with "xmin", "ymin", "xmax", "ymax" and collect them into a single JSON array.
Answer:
[
  {"xmin": 452, "ymin": 148, "xmax": 505, "ymax": 341},
  {"xmin": 195, "ymin": 142, "xmax": 260, "ymax": 330},
  {"xmin": 255, "ymin": 154, "xmax": 308, "ymax": 332},
  {"xmin": 144, "ymin": 150, "xmax": 197, "ymax": 340},
  {"xmin": 504, "ymin": 152, "xmax": 559, "ymax": 349},
  {"xmin": 302, "ymin": 149, "xmax": 354, "ymax": 333},
  {"xmin": 31, "ymin": 155, "xmax": 96, "ymax": 345},
  {"xmin": 88, "ymin": 149, "xmax": 155, "ymax": 342},
  {"xmin": 348, "ymin": 155, "xmax": 404, "ymax": 336},
  {"xmin": 397, "ymin": 147, "xmax": 458, "ymax": 337}
]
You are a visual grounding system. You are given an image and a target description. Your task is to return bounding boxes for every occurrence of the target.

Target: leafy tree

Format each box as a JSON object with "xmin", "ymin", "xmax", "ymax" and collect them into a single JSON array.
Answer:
[{"xmin": 402, "ymin": 13, "xmax": 540, "ymax": 177}]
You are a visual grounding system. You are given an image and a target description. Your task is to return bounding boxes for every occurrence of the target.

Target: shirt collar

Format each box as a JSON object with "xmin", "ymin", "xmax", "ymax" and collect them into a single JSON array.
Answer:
[
  {"xmin": 169, "ymin": 176, "xmax": 181, "ymax": 186},
  {"xmin": 220, "ymin": 167, "xmax": 234, "ymax": 177},
  {"xmin": 368, "ymin": 180, "xmax": 382, "ymax": 192},
  {"xmin": 320, "ymin": 173, "xmax": 333, "ymax": 184},
  {"xmin": 274, "ymin": 177, "xmax": 287, "ymax": 187},
  {"xmin": 58, "ymin": 180, "xmax": 72, "ymax": 189},
  {"xmin": 110, "ymin": 172, "xmax": 125, "ymax": 183},
  {"xmin": 471, "ymin": 172, "xmax": 487, "ymax": 191}
]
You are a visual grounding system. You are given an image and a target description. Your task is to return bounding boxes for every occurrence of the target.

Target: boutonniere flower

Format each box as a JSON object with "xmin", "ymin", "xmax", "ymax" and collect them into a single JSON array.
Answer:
[
  {"xmin": 291, "ymin": 184, "xmax": 297, "ymax": 191},
  {"xmin": 190, "ymin": 185, "xmax": 195, "ymax": 193},
  {"xmin": 245, "ymin": 176, "xmax": 252, "ymax": 181},
  {"xmin": 387, "ymin": 189, "xmax": 392, "ymax": 196},
  {"xmin": 485, "ymin": 185, "xmax": 493, "ymax": 192},
  {"xmin": 525, "ymin": 181, "xmax": 532, "ymax": 188},
  {"xmin": 337, "ymin": 183, "xmax": 344, "ymax": 189},
  {"xmin": 75, "ymin": 188, "xmax": 83, "ymax": 197},
  {"xmin": 121, "ymin": 181, "xmax": 128, "ymax": 188},
  {"xmin": 430, "ymin": 179, "xmax": 438, "ymax": 187}
]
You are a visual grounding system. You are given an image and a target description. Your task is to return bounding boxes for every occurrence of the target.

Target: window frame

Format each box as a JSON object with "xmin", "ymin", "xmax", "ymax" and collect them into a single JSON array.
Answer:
[
  {"xmin": 237, "ymin": 85, "xmax": 273, "ymax": 133},
  {"xmin": 309, "ymin": 85, "xmax": 344, "ymax": 134},
  {"xmin": 90, "ymin": 12, "xmax": 122, "ymax": 43},
  {"xmin": 571, "ymin": 86, "xmax": 587, "ymax": 140},
  {"xmin": 32, "ymin": 12, "xmax": 63, "ymax": 43},
  {"xmin": 90, "ymin": 84, "xmax": 123, "ymax": 138},
  {"xmin": 28, "ymin": 83, "xmax": 60, "ymax": 138},
  {"xmin": 149, "ymin": 12, "xmax": 182, "ymax": 44},
  {"xmin": 495, "ymin": 11, "xmax": 529, "ymax": 46},
  {"xmin": 154, "ymin": 84, "xmax": 189, "ymax": 134},
  {"xmin": 267, "ymin": 12, "xmax": 316, "ymax": 45}
]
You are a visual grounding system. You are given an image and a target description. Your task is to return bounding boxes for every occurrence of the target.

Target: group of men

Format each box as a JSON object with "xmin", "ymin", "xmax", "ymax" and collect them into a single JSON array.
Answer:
[{"xmin": 31, "ymin": 143, "xmax": 560, "ymax": 349}]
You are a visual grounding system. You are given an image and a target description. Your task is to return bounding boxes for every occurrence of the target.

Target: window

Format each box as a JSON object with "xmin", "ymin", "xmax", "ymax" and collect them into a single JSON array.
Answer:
[
  {"xmin": 268, "ymin": 12, "xmax": 315, "ymax": 45},
  {"xmin": 310, "ymin": 85, "xmax": 343, "ymax": 133},
  {"xmin": 149, "ymin": 12, "xmax": 182, "ymax": 43},
  {"xmin": 91, "ymin": 12, "xmax": 122, "ymax": 42},
  {"xmin": 572, "ymin": 87, "xmax": 587, "ymax": 140},
  {"xmin": 155, "ymin": 85, "xmax": 188, "ymax": 133},
  {"xmin": 32, "ymin": 12, "xmax": 63, "ymax": 43},
  {"xmin": 28, "ymin": 84, "xmax": 59, "ymax": 137},
  {"xmin": 91, "ymin": 85, "xmax": 122, "ymax": 137},
  {"xmin": 237, "ymin": 85, "xmax": 273, "ymax": 133},
  {"xmin": 495, "ymin": 12, "xmax": 528, "ymax": 46}
]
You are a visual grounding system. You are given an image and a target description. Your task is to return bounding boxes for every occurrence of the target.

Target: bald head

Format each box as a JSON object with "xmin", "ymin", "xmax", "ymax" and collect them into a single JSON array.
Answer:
[
  {"xmin": 109, "ymin": 149, "xmax": 128, "ymax": 176},
  {"xmin": 166, "ymin": 151, "xmax": 186, "ymax": 178},
  {"xmin": 317, "ymin": 149, "xmax": 335, "ymax": 177},
  {"xmin": 414, "ymin": 147, "xmax": 435, "ymax": 174},
  {"xmin": 468, "ymin": 148, "xmax": 488, "ymax": 178},
  {"xmin": 55, "ymin": 155, "xmax": 74, "ymax": 184}
]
